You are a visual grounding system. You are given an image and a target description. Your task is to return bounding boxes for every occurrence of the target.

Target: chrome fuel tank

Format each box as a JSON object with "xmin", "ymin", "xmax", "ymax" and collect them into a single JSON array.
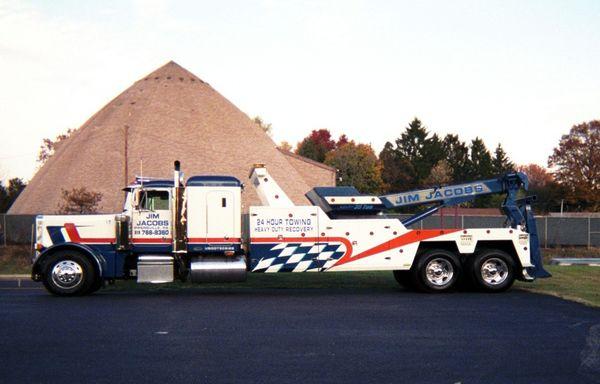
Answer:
[{"xmin": 190, "ymin": 255, "xmax": 247, "ymax": 283}]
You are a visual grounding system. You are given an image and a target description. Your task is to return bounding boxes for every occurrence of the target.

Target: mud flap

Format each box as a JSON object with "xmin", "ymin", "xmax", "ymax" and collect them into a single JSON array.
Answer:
[{"xmin": 524, "ymin": 208, "xmax": 551, "ymax": 278}]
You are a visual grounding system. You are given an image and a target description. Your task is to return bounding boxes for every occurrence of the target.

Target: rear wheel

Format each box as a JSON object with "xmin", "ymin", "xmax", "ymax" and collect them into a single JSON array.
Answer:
[
  {"xmin": 467, "ymin": 249, "xmax": 516, "ymax": 292},
  {"xmin": 411, "ymin": 249, "xmax": 461, "ymax": 293},
  {"xmin": 42, "ymin": 251, "xmax": 97, "ymax": 296}
]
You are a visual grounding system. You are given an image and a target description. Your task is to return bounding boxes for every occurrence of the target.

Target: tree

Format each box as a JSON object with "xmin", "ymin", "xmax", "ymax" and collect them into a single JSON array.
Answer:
[
  {"xmin": 379, "ymin": 141, "xmax": 415, "ymax": 193},
  {"xmin": 336, "ymin": 134, "xmax": 349, "ymax": 147},
  {"xmin": 379, "ymin": 118, "xmax": 444, "ymax": 191},
  {"xmin": 57, "ymin": 187, "xmax": 103, "ymax": 214},
  {"xmin": 253, "ymin": 116, "xmax": 272, "ymax": 137},
  {"xmin": 425, "ymin": 160, "xmax": 453, "ymax": 185},
  {"xmin": 324, "ymin": 141, "xmax": 384, "ymax": 194},
  {"xmin": 516, "ymin": 164, "xmax": 564, "ymax": 213},
  {"xmin": 441, "ymin": 134, "xmax": 470, "ymax": 182},
  {"xmin": 516, "ymin": 164, "xmax": 553, "ymax": 189},
  {"xmin": 0, "ymin": 178, "xmax": 26, "ymax": 213},
  {"xmin": 278, "ymin": 141, "xmax": 293, "ymax": 152},
  {"xmin": 296, "ymin": 129, "xmax": 337, "ymax": 162},
  {"xmin": 467, "ymin": 137, "xmax": 494, "ymax": 179},
  {"xmin": 37, "ymin": 128, "xmax": 74, "ymax": 165},
  {"xmin": 492, "ymin": 144, "xmax": 514, "ymax": 174},
  {"xmin": 548, "ymin": 121, "xmax": 600, "ymax": 211}
]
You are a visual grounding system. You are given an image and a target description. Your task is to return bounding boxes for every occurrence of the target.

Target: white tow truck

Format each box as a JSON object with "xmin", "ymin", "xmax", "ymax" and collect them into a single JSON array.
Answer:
[{"xmin": 32, "ymin": 161, "xmax": 549, "ymax": 295}]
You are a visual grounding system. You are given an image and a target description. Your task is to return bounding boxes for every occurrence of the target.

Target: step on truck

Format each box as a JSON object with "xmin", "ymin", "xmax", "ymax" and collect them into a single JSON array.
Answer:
[{"xmin": 32, "ymin": 161, "xmax": 550, "ymax": 295}]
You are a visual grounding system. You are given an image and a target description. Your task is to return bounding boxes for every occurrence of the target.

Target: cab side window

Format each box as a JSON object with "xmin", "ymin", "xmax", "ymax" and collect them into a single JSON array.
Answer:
[{"xmin": 139, "ymin": 190, "xmax": 170, "ymax": 211}]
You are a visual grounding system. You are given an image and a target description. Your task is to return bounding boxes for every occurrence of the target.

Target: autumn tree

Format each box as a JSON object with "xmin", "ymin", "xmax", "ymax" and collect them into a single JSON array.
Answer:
[
  {"xmin": 517, "ymin": 164, "xmax": 565, "ymax": 212},
  {"xmin": 517, "ymin": 164, "xmax": 553, "ymax": 189},
  {"xmin": 492, "ymin": 144, "xmax": 514, "ymax": 174},
  {"xmin": 253, "ymin": 116, "xmax": 272, "ymax": 137},
  {"xmin": 296, "ymin": 129, "xmax": 337, "ymax": 162},
  {"xmin": 548, "ymin": 121, "xmax": 600, "ymax": 210},
  {"xmin": 425, "ymin": 160, "xmax": 453, "ymax": 185},
  {"xmin": 278, "ymin": 141, "xmax": 293, "ymax": 152},
  {"xmin": 0, "ymin": 178, "xmax": 26, "ymax": 213},
  {"xmin": 57, "ymin": 187, "xmax": 103, "ymax": 214},
  {"xmin": 37, "ymin": 128, "xmax": 75, "ymax": 165},
  {"xmin": 324, "ymin": 141, "xmax": 384, "ymax": 194}
]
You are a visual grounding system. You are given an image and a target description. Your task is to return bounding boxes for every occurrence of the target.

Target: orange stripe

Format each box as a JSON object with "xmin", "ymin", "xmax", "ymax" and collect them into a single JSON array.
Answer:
[{"xmin": 333, "ymin": 229, "xmax": 460, "ymax": 267}]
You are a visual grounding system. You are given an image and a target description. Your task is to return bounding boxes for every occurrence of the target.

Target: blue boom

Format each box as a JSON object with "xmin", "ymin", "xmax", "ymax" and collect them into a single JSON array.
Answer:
[{"xmin": 379, "ymin": 172, "xmax": 551, "ymax": 278}]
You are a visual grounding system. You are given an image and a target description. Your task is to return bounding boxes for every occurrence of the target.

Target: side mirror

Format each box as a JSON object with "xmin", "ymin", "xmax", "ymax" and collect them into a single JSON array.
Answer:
[{"xmin": 133, "ymin": 189, "xmax": 144, "ymax": 210}]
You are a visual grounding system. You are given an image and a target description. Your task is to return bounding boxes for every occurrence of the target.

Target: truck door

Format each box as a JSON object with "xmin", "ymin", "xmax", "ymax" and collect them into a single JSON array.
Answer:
[
  {"xmin": 131, "ymin": 189, "xmax": 172, "ymax": 250},
  {"xmin": 206, "ymin": 190, "xmax": 235, "ymax": 241}
]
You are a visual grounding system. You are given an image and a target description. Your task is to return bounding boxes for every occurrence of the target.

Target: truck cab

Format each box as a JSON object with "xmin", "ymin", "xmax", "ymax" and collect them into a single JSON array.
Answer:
[{"xmin": 32, "ymin": 164, "xmax": 245, "ymax": 295}]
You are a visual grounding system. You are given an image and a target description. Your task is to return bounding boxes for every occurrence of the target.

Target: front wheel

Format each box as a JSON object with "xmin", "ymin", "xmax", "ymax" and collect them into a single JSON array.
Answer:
[
  {"xmin": 42, "ymin": 251, "xmax": 97, "ymax": 296},
  {"xmin": 411, "ymin": 249, "xmax": 461, "ymax": 293},
  {"xmin": 467, "ymin": 249, "xmax": 516, "ymax": 292}
]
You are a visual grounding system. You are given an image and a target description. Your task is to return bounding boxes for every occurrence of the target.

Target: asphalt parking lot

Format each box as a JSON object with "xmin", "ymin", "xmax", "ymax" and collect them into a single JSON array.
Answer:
[{"xmin": 1, "ymin": 285, "xmax": 599, "ymax": 384}]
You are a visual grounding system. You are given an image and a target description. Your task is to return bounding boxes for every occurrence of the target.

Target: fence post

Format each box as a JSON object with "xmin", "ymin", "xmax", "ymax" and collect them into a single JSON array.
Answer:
[
  {"xmin": 544, "ymin": 216, "xmax": 548, "ymax": 249},
  {"xmin": 461, "ymin": 215, "xmax": 464, "ymax": 229},
  {"xmin": 588, "ymin": 217, "xmax": 592, "ymax": 249}
]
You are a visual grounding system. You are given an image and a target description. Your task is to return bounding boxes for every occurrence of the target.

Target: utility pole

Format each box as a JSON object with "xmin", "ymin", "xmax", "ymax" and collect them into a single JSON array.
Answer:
[
  {"xmin": 124, "ymin": 125, "xmax": 129, "ymax": 188},
  {"xmin": 560, "ymin": 199, "xmax": 564, "ymax": 217}
]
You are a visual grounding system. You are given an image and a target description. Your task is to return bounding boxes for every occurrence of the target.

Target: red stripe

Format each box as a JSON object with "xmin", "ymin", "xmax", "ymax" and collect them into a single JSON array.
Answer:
[
  {"xmin": 333, "ymin": 229, "xmax": 460, "ymax": 267},
  {"xmin": 130, "ymin": 238, "xmax": 172, "ymax": 244},
  {"xmin": 64, "ymin": 223, "xmax": 115, "ymax": 243},
  {"xmin": 188, "ymin": 238, "xmax": 241, "ymax": 243},
  {"xmin": 65, "ymin": 223, "xmax": 172, "ymax": 244}
]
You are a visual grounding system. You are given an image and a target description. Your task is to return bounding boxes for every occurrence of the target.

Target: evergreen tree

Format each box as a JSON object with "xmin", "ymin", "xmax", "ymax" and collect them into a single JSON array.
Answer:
[
  {"xmin": 379, "ymin": 142, "xmax": 415, "ymax": 192},
  {"xmin": 0, "ymin": 178, "xmax": 26, "ymax": 213},
  {"xmin": 379, "ymin": 118, "xmax": 444, "ymax": 191},
  {"xmin": 492, "ymin": 144, "xmax": 514, "ymax": 174},
  {"xmin": 468, "ymin": 137, "xmax": 494, "ymax": 179},
  {"xmin": 441, "ymin": 134, "xmax": 470, "ymax": 182}
]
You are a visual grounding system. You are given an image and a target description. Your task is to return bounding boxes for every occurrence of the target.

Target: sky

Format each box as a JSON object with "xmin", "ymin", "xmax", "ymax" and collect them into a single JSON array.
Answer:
[{"xmin": 1, "ymin": 0, "xmax": 599, "ymax": 182}]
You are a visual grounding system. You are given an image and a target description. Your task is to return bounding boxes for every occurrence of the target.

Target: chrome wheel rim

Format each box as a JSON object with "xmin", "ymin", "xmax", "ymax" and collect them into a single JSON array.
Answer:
[
  {"xmin": 425, "ymin": 258, "xmax": 454, "ymax": 286},
  {"xmin": 481, "ymin": 258, "xmax": 508, "ymax": 285},
  {"xmin": 51, "ymin": 260, "xmax": 83, "ymax": 289}
]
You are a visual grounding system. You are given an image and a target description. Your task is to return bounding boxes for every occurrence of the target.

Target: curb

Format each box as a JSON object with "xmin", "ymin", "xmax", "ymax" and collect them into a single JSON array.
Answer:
[
  {"xmin": 0, "ymin": 274, "xmax": 40, "ymax": 289},
  {"xmin": 550, "ymin": 258, "xmax": 600, "ymax": 266},
  {"xmin": 0, "ymin": 274, "xmax": 30, "ymax": 280}
]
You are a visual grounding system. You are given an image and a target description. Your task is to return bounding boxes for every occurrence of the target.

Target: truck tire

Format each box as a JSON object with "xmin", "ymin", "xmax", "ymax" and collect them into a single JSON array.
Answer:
[
  {"xmin": 392, "ymin": 270, "xmax": 413, "ymax": 289},
  {"xmin": 86, "ymin": 277, "xmax": 104, "ymax": 295},
  {"xmin": 411, "ymin": 249, "xmax": 461, "ymax": 293},
  {"xmin": 467, "ymin": 249, "xmax": 515, "ymax": 292},
  {"xmin": 42, "ymin": 250, "xmax": 97, "ymax": 296}
]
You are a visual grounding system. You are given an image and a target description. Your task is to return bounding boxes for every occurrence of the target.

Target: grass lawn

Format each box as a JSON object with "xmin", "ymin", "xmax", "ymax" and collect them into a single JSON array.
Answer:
[
  {"xmin": 515, "ymin": 265, "xmax": 600, "ymax": 307},
  {"xmin": 0, "ymin": 245, "xmax": 31, "ymax": 274}
]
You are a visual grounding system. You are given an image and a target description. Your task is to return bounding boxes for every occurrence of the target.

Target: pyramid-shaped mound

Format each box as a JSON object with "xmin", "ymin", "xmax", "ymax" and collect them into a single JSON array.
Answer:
[{"xmin": 10, "ymin": 61, "xmax": 334, "ymax": 214}]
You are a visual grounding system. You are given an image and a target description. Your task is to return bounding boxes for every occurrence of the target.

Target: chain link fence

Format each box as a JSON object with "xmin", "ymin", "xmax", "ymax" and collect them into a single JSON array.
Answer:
[{"xmin": 1, "ymin": 213, "xmax": 599, "ymax": 248}]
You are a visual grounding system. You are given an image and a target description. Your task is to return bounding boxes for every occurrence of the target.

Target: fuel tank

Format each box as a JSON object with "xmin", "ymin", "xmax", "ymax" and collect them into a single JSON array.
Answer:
[{"xmin": 190, "ymin": 255, "xmax": 247, "ymax": 283}]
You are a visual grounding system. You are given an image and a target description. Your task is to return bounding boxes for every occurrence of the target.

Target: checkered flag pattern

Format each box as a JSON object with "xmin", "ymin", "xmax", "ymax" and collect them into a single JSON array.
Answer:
[{"xmin": 252, "ymin": 242, "xmax": 346, "ymax": 273}]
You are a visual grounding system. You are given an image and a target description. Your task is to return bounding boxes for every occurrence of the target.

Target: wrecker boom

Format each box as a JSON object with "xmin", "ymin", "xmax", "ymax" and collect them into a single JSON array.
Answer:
[{"xmin": 379, "ymin": 172, "xmax": 550, "ymax": 278}]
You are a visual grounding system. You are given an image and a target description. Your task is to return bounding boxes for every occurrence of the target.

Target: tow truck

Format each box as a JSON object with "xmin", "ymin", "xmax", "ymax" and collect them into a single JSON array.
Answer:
[{"xmin": 32, "ymin": 161, "xmax": 550, "ymax": 295}]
